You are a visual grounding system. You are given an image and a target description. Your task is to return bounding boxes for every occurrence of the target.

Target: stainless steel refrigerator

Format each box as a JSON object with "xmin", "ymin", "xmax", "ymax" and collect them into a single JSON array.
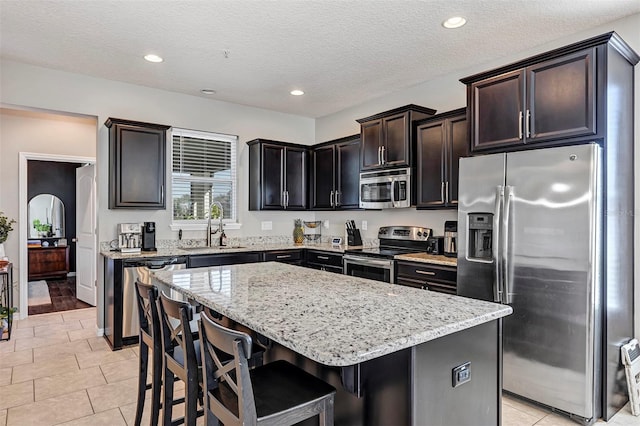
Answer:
[{"xmin": 457, "ymin": 144, "xmax": 603, "ymax": 421}]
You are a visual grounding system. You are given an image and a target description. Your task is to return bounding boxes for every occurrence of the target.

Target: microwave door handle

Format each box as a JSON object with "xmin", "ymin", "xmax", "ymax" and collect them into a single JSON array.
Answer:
[
  {"xmin": 493, "ymin": 185, "xmax": 504, "ymax": 303},
  {"xmin": 391, "ymin": 180, "xmax": 397, "ymax": 207}
]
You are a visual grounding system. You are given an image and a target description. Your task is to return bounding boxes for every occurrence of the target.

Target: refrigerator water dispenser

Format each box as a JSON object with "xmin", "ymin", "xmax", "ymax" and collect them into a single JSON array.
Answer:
[{"xmin": 468, "ymin": 213, "xmax": 493, "ymax": 260}]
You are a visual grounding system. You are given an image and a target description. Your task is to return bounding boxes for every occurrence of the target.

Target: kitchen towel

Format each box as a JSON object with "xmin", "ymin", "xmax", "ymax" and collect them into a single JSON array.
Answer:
[{"xmin": 28, "ymin": 280, "xmax": 52, "ymax": 306}]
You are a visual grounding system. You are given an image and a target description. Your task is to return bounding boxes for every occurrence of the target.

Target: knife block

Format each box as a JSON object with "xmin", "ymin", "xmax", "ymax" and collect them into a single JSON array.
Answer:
[{"xmin": 347, "ymin": 228, "xmax": 363, "ymax": 246}]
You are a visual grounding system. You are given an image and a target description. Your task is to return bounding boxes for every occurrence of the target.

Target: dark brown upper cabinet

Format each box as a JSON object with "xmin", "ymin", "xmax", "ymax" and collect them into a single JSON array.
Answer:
[
  {"xmin": 356, "ymin": 105, "xmax": 435, "ymax": 171},
  {"xmin": 462, "ymin": 32, "xmax": 639, "ymax": 153},
  {"xmin": 247, "ymin": 139, "xmax": 308, "ymax": 210},
  {"xmin": 310, "ymin": 135, "xmax": 361, "ymax": 210},
  {"xmin": 415, "ymin": 109, "xmax": 468, "ymax": 209},
  {"xmin": 105, "ymin": 118, "xmax": 170, "ymax": 209}
]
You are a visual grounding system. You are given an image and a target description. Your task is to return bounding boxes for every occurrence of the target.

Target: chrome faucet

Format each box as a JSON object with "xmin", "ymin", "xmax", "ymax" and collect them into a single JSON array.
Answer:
[{"xmin": 206, "ymin": 201, "xmax": 224, "ymax": 247}]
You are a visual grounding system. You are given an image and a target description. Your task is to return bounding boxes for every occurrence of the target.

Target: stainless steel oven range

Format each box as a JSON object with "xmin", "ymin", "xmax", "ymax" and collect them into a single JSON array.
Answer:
[{"xmin": 343, "ymin": 226, "xmax": 432, "ymax": 283}]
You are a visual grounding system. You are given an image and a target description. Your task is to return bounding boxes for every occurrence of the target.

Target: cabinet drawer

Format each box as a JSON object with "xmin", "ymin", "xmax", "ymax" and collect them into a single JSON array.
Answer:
[
  {"xmin": 305, "ymin": 250, "xmax": 343, "ymax": 267},
  {"xmin": 397, "ymin": 276, "xmax": 457, "ymax": 295},
  {"xmin": 263, "ymin": 250, "xmax": 302, "ymax": 262},
  {"xmin": 397, "ymin": 262, "xmax": 456, "ymax": 282}
]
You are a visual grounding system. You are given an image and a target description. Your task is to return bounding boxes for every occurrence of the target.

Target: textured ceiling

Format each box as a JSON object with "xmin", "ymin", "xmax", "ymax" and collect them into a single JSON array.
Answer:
[{"xmin": 1, "ymin": 0, "xmax": 638, "ymax": 118}]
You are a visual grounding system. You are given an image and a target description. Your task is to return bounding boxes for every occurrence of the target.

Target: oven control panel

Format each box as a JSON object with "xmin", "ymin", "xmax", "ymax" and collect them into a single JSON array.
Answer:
[{"xmin": 378, "ymin": 226, "xmax": 432, "ymax": 241}]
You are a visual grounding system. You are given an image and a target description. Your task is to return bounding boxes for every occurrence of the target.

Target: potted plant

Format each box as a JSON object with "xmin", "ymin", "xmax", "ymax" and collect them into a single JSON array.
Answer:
[
  {"xmin": 33, "ymin": 219, "xmax": 52, "ymax": 238},
  {"xmin": 0, "ymin": 211, "xmax": 16, "ymax": 258},
  {"xmin": 0, "ymin": 304, "xmax": 17, "ymax": 338}
]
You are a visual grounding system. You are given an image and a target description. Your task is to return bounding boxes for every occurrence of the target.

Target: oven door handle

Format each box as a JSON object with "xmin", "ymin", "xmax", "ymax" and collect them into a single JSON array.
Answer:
[{"xmin": 343, "ymin": 255, "xmax": 394, "ymax": 268}]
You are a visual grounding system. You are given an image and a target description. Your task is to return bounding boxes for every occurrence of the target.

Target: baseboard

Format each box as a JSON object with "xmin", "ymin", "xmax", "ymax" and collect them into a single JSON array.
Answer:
[{"xmin": 96, "ymin": 328, "xmax": 104, "ymax": 337}]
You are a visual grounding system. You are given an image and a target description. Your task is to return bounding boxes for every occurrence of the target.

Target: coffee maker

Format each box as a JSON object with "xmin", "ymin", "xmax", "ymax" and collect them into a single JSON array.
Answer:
[
  {"xmin": 444, "ymin": 221, "xmax": 457, "ymax": 257},
  {"xmin": 142, "ymin": 222, "xmax": 156, "ymax": 251},
  {"xmin": 117, "ymin": 223, "xmax": 142, "ymax": 253}
]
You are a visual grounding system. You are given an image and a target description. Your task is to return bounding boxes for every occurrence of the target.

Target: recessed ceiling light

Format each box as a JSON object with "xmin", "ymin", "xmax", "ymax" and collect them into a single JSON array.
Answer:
[
  {"xmin": 201, "ymin": 89, "xmax": 216, "ymax": 95},
  {"xmin": 442, "ymin": 16, "xmax": 467, "ymax": 29},
  {"xmin": 144, "ymin": 54, "xmax": 163, "ymax": 63},
  {"xmin": 290, "ymin": 89, "xmax": 304, "ymax": 96}
]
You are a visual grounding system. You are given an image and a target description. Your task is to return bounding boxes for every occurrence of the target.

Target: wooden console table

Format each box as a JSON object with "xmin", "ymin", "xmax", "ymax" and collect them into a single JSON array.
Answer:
[{"xmin": 28, "ymin": 246, "xmax": 70, "ymax": 280}]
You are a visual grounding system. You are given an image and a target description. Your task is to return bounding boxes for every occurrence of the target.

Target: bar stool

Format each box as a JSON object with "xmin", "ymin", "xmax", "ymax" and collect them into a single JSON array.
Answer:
[
  {"xmin": 198, "ymin": 310, "xmax": 336, "ymax": 426},
  {"xmin": 157, "ymin": 291, "xmax": 204, "ymax": 426},
  {"xmin": 133, "ymin": 280, "xmax": 163, "ymax": 426}
]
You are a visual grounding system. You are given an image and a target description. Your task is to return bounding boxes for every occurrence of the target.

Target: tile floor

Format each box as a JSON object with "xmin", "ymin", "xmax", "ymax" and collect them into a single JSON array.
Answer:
[{"xmin": 0, "ymin": 307, "xmax": 637, "ymax": 425}]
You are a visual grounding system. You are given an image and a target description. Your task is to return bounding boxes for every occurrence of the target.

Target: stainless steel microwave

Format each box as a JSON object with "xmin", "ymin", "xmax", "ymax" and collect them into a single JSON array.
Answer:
[{"xmin": 359, "ymin": 167, "xmax": 411, "ymax": 209}]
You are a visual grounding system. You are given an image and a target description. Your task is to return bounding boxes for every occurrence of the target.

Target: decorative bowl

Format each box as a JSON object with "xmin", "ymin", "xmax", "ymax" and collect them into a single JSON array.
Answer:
[
  {"xmin": 304, "ymin": 234, "xmax": 322, "ymax": 243},
  {"xmin": 304, "ymin": 221, "xmax": 322, "ymax": 228}
]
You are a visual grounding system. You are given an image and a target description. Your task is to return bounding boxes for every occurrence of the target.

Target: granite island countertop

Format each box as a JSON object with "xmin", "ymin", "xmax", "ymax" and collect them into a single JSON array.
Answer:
[{"xmin": 151, "ymin": 262, "xmax": 511, "ymax": 367}]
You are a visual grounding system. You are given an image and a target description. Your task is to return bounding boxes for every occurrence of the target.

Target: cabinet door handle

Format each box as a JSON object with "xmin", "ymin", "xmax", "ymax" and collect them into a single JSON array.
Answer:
[
  {"xmin": 336, "ymin": 191, "xmax": 341, "ymax": 207},
  {"xmin": 441, "ymin": 182, "xmax": 445, "ymax": 203},
  {"xmin": 381, "ymin": 146, "xmax": 385, "ymax": 165},
  {"xmin": 276, "ymin": 255, "xmax": 291, "ymax": 259},
  {"xmin": 281, "ymin": 191, "xmax": 285, "ymax": 208},
  {"xmin": 445, "ymin": 181, "xmax": 449, "ymax": 204},
  {"xmin": 285, "ymin": 191, "xmax": 289, "ymax": 208},
  {"xmin": 415, "ymin": 270, "xmax": 436, "ymax": 276},
  {"xmin": 518, "ymin": 111, "xmax": 523, "ymax": 140},
  {"xmin": 330, "ymin": 190, "xmax": 334, "ymax": 207},
  {"xmin": 526, "ymin": 109, "xmax": 531, "ymax": 138},
  {"xmin": 377, "ymin": 146, "xmax": 382, "ymax": 165},
  {"xmin": 160, "ymin": 184, "xmax": 164, "ymax": 204},
  {"xmin": 318, "ymin": 255, "xmax": 330, "ymax": 260}
]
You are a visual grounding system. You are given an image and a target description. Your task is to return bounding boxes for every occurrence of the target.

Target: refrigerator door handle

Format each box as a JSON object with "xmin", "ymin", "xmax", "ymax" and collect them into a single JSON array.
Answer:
[
  {"xmin": 502, "ymin": 185, "xmax": 514, "ymax": 304},
  {"xmin": 493, "ymin": 185, "xmax": 504, "ymax": 303}
]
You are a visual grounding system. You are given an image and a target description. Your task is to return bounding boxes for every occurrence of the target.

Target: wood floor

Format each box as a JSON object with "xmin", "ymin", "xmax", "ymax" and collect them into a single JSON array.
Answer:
[{"xmin": 28, "ymin": 277, "xmax": 92, "ymax": 316}]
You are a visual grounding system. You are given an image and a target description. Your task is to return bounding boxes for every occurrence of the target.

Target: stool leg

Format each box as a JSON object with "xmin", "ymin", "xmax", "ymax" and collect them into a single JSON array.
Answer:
[
  {"xmin": 319, "ymin": 396, "xmax": 334, "ymax": 426},
  {"xmin": 151, "ymin": 347, "xmax": 162, "ymax": 426},
  {"xmin": 134, "ymin": 341, "xmax": 149, "ymax": 426},
  {"xmin": 184, "ymin": 373, "xmax": 199, "ymax": 426},
  {"xmin": 162, "ymin": 363, "xmax": 175, "ymax": 426}
]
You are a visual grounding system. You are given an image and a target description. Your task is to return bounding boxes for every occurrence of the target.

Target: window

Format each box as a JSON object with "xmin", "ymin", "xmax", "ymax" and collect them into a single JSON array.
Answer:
[{"xmin": 171, "ymin": 128, "xmax": 238, "ymax": 229}]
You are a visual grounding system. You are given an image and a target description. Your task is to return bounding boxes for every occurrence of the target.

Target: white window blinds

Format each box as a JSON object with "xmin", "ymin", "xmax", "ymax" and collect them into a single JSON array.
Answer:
[{"xmin": 171, "ymin": 128, "xmax": 237, "ymax": 223}]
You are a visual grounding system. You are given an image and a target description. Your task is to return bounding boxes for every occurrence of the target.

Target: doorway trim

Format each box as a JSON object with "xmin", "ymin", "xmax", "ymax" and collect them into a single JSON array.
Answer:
[{"xmin": 18, "ymin": 152, "xmax": 96, "ymax": 319}]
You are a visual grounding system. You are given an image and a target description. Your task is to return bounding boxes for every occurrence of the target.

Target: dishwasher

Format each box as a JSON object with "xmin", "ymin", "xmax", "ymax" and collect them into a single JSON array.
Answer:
[{"xmin": 122, "ymin": 256, "xmax": 187, "ymax": 341}]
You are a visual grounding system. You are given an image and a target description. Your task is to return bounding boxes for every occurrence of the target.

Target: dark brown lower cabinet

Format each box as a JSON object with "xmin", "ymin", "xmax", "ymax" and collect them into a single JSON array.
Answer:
[
  {"xmin": 304, "ymin": 250, "xmax": 343, "ymax": 274},
  {"xmin": 263, "ymin": 250, "xmax": 304, "ymax": 265},
  {"xmin": 396, "ymin": 261, "xmax": 456, "ymax": 295}
]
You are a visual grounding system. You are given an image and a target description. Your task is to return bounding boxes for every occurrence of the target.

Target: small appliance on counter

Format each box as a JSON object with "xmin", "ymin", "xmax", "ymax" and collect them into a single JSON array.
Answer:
[
  {"xmin": 117, "ymin": 223, "xmax": 142, "ymax": 253},
  {"xmin": 426, "ymin": 236, "xmax": 444, "ymax": 255},
  {"xmin": 141, "ymin": 222, "xmax": 156, "ymax": 251},
  {"xmin": 444, "ymin": 221, "xmax": 457, "ymax": 257}
]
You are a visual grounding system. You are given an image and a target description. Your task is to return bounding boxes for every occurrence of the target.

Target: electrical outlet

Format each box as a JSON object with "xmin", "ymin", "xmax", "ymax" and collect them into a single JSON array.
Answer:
[
  {"xmin": 361, "ymin": 221, "xmax": 368, "ymax": 231},
  {"xmin": 323, "ymin": 220, "xmax": 330, "ymax": 229},
  {"xmin": 452, "ymin": 362, "xmax": 471, "ymax": 387},
  {"xmin": 261, "ymin": 221, "xmax": 272, "ymax": 231}
]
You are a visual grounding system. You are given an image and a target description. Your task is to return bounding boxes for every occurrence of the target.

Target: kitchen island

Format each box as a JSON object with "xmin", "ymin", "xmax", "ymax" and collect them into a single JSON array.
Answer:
[{"xmin": 152, "ymin": 261, "xmax": 511, "ymax": 425}]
